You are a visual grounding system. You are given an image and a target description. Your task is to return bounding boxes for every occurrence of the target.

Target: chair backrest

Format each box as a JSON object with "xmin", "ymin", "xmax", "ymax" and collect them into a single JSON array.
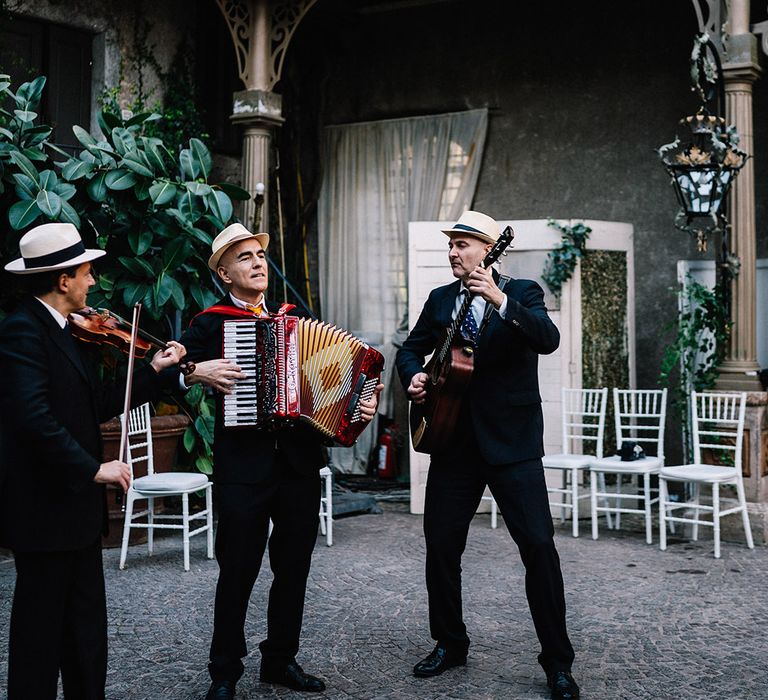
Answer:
[
  {"xmin": 691, "ymin": 391, "xmax": 746, "ymax": 476},
  {"xmin": 560, "ymin": 387, "xmax": 608, "ymax": 458},
  {"xmin": 121, "ymin": 402, "xmax": 155, "ymax": 480},
  {"xmin": 613, "ymin": 388, "xmax": 668, "ymax": 460}
]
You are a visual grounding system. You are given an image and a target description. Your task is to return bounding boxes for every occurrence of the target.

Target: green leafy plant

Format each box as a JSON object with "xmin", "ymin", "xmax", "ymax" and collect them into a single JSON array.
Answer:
[
  {"xmin": 658, "ymin": 274, "xmax": 731, "ymax": 459},
  {"xmin": 542, "ymin": 219, "xmax": 592, "ymax": 299},
  {"xmin": 1, "ymin": 74, "xmax": 245, "ymax": 474}
]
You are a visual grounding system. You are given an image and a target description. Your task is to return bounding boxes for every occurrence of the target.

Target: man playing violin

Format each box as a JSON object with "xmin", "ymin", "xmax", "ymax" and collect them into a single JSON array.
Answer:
[
  {"xmin": 176, "ymin": 223, "xmax": 381, "ymax": 700},
  {"xmin": 395, "ymin": 211, "xmax": 579, "ymax": 700},
  {"xmin": 0, "ymin": 223, "xmax": 186, "ymax": 700}
]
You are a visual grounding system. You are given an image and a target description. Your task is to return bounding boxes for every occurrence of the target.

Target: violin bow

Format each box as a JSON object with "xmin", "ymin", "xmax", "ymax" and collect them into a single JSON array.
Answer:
[{"xmin": 117, "ymin": 302, "xmax": 142, "ymax": 513}]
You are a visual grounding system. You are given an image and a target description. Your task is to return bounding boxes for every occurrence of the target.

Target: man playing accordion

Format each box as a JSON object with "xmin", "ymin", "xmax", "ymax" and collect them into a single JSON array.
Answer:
[{"xmin": 179, "ymin": 223, "xmax": 381, "ymax": 699}]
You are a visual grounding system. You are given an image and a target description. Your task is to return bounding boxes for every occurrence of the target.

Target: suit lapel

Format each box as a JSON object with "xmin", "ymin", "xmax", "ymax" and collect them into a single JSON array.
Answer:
[
  {"xmin": 24, "ymin": 298, "xmax": 90, "ymax": 383},
  {"xmin": 436, "ymin": 281, "xmax": 461, "ymax": 327}
]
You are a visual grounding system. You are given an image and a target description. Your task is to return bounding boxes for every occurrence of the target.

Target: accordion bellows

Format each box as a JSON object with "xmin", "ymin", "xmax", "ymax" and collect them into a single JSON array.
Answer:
[{"xmin": 222, "ymin": 317, "xmax": 385, "ymax": 446}]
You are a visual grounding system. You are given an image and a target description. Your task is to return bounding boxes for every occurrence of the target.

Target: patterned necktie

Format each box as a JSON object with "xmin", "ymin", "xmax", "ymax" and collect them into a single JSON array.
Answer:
[
  {"xmin": 245, "ymin": 303, "xmax": 264, "ymax": 317},
  {"xmin": 459, "ymin": 293, "xmax": 479, "ymax": 342}
]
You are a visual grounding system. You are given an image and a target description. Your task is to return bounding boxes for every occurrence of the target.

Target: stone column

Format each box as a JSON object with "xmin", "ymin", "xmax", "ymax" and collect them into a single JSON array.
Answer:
[
  {"xmin": 231, "ymin": 90, "xmax": 284, "ymax": 231},
  {"xmin": 715, "ymin": 29, "xmax": 763, "ymax": 391}
]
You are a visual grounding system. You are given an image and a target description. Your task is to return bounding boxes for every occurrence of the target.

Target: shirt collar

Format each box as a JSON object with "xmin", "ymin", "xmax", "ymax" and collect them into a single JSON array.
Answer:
[
  {"xmin": 229, "ymin": 292, "xmax": 268, "ymax": 314},
  {"xmin": 34, "ymin": 297, "xmax": 68, "ymax": 329}
]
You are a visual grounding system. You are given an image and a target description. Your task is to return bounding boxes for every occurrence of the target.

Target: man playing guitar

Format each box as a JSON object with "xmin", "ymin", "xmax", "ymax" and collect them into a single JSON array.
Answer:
[{"xmin": 395, "ymin": 210, "xmax": 580, "ymax": 700}]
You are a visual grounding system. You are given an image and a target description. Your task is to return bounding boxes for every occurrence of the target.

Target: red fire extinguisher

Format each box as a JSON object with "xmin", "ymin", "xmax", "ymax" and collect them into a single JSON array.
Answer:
[{"xmin": 377, "ymin": 425, "xmax": 396, "ymax": 479}]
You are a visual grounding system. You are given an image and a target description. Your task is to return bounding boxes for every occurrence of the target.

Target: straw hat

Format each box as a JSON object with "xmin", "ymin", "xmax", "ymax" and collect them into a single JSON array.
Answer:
[
  {"xmin": 5, "ymin": 223, "xmax": 106, "ymax": 274},
  {"xmin": 208, "ymin": 223, "xmax": 270, "ymax": 270},
  {"xmin": 441, "ymin": 210, "xmax": 500, "ymax": 244}
]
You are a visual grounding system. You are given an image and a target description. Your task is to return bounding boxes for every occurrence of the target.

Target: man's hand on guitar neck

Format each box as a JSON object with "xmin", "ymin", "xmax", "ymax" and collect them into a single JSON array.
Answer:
[
  {"xmin": 466, "ymin": 265, "xmax": 505, "ymax": 309},
  {"xmin": 407, "ymin": 372, "xmax": 428, "ymax": 404}
]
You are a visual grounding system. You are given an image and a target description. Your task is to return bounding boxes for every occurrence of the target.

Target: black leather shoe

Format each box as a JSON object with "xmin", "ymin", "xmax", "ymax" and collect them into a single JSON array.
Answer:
[
  {"xmin": 413, "ymin": 644, "xmax": 467, "ymax": 678},
  {"xmin": 547, "ymin": 670, "xmax": 580, "ymax": 700},
  {"xmin": 204, "ymin": 680, "xmax": 235, "ymax": 700},
  {"xmin": 260, "ymin": 660, "xmax": 326, "ymax": 692}
]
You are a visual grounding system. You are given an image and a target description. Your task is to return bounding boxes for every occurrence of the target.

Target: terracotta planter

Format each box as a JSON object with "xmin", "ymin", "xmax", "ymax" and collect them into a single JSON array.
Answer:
[{"xmin": 99, "ymin": 413, "xmax": 191, "ymax": 548}]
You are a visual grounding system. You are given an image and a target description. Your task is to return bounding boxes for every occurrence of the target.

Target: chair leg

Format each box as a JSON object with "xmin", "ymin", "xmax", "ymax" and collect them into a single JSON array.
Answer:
[
  {"xmin": 491, "ymin": 497, "xmax": 498, "ymax": 530},
  {"xmin": 182, "ymin": 493, "xmax": 190, "ymax": 571},
  {"xmin": 560, "ymin": 470, "xmax": 568, "ymax": 523},
  {"xmin": 319, "ymin": 501, "xmax": 327, "ymax": 535},
  {"xmin": 736, "ymin": 480, "xmax": 754, "ymax": 550},
  {"xmin": 206, "ymin": 485, "xmax": 214, "ymax": 559},
  {"xmin": 713, "ymin": 483, "xmax": 720, "ymax": 559},
  {"xmin": 571, "ymin": 468, "xmax": 579, "ymax": 538},
  {"xmin": 599, "ymin": 473, "xmax": 614, "ymax": 530},
  {"xmin": 643, "ymin": 472, "xmax": 652, "ymax": 545},
  {"xmin": 615, "ymin": 476, "xmax": 622, "ymax": 530},
  {"xmin": 119, "ymin": 492, "xmax": 134, "ymax": 570},
  {"xmin": 659, "ymin": 477, "xmax": 668, "ymax": 551},
  {"xmin": 692, "ymin": 484, "xmax": 700, "ymax": 541},
  {"xmin": 147, "ymin": 496, "xmax": 154, "ymax": 557},
  {"xmin": 326, "ymin": 473, "xmax": 333, "ymax": 546},
  {"xmin": 590, "ymin": 469, "xmax": 598, "ymax": 540}
]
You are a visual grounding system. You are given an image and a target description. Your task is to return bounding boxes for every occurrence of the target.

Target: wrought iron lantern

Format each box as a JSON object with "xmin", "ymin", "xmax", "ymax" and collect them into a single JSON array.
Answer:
[{"xmin": 658, "ymin": 33, "xmax": 748, "ymax": 252}]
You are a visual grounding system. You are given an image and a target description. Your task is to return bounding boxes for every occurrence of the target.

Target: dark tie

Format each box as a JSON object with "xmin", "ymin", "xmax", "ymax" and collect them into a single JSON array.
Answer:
[{"xmin": 459, "ymin": 294, "xmax": 479, "ymax": 342}]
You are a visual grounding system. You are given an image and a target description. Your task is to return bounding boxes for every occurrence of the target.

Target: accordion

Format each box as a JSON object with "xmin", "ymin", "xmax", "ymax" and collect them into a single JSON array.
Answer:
[{"xmin": 221, "ymin": 316, "xmax": 385, "ymax": 446}]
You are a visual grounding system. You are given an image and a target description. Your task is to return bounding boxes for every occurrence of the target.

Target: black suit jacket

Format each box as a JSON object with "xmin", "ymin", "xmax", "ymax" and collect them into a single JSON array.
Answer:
[
  {"xmin": 177, "ymin": 295, "xmax": 325, "ymax": 484},
  {"xmin": 395, "ymin": 277, "xmax": 559, "ymax": 465},
  {"xmin": 0, "ymin": 297, "xmax": 172, "ymax": 552}
]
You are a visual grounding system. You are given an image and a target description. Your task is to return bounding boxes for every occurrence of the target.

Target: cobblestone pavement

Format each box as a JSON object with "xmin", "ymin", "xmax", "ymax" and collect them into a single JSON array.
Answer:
[{"xmin": 1, "ymin": 503, "xmax": 767, "ymax": 700}]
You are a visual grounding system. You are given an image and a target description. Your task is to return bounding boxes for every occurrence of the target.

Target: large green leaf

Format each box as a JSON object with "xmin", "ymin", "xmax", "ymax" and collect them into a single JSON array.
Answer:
[
  {"xmin": 12, "ymin": 173, "xmax": 37, "ymax": 200},
  {"xmin": 21, "ymin": 125, "xmax": 52, "ymax": 147},
  {"xmin": 9, "ymin": 150, "xmax": 39, "ymax": 183},
  {"xmin": 183, "ymin": 425, "xmax": 196, "ymax": 452},
  {"xmin": 149, "ymin": 180, "xmax": 177, "ymax": 206},
  {"xmin": 39, "ymin": 169, "xmax": 58, "ymax": 190},
  {"xmin": 87, "ymin": 172, "xmax": 108, "ymax": 202},
  {"xmin": 162, "ymin": 236, "xmax": 190, "ymax": 270},
  {"xmin": 61, "ymin": 158, "xmax": 94, "ymax": 181},
  {"xmin": 188, "ymin": 227, "xmax": 213, "ymax": 246},
  {"xmin": 154, "ymin": 272, "xmax": 174, "ymax": 307},
  {"xmin": 121, "ymin": 151, "xmax": 154, "ymax": 178},
  {"xmin": 206, "ymin": 190, "xmax": 233, "ymax": 223},
  {"xmin": 122, "ymin": 281, "xmax": 147, "ymax": 308},
  {"xmin": 22, "ymin": 147, "xmax": 47, "ymax": 162},
  {"xmin": 194, "ymin": 414, "xmax": 215, "ymax": 444},
  {"xmin": 111, "ymin": 127, "xmax": 137, "ymax": 156},
  {"xmin": 141, "ymin": 137, "xmax": 168, "ymax": 176},
  {"xmin": 17, "ymin": 76, "xmax": 45, "ymax": 106},
  {"xmin": 185, "ymin": 383, "xmax": 204, "ymax": 406},
  {"xmin": 72, "ymin": 124, "xmax": 97, "ymax": 148},
  {"xmin": 179, "ymin": 148, "xmax": 199, "ymax": 180},
  {"xmin": 125, "ymin": 111, "xmax": 159, "ymax": 127},
  {"xmin": 185, "ymin": 182, "xmax": 212, "ymax": 197},
  {"xmin": 53, "ymin": 182, "xmax": 76, "ymax": 201},
  {"xmin": 13, "ymin": 110, "xmax": 37, "ymax": 122},
  {"xmin": 215, "ymin": 182, "xmax": 251, "ymax": 201},
  {"xmin": 9, "ymin": 199, "xmax": 42, "ymax": 229},
  {"xmin": 59, "ymin": 200, "xmax": 81, "ymax": 228},
  {"xmin": 177, "ymin": 189, "xmax": 205, "ymax": 221},
  {"xmin": 167, "ymin": 275, "xmax": 185, "ymax": 310},
  {"xmin": 128, "ymin": 227, "xmax": 153, "ymax": 256},
  {"xmin": 36, "ymin": 189, "xmax": 62, "ymax": 218},
  {"xmin": 195, "ymin": 455, "xmax": 213, "ymax": 475},
  {"xmin": 104, "ymin": 169, "xmax": 138, "ymax": 190},
  {"xmin": 189, "ymin": 138, "xmax": 212, "ymax": 180},
  {"xmin": 119, "ymin": 255, "xmax": 154, "ymax": 277},
  {"xmin": 97, "ymin": 110, "xmax": 122, "ymax": 135}
]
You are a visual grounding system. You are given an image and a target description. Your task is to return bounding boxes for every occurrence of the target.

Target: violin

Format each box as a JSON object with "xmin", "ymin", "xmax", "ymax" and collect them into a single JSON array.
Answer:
[{"xmin": 68, "ymin": 306, "xmax": 195, "ymax": 376}]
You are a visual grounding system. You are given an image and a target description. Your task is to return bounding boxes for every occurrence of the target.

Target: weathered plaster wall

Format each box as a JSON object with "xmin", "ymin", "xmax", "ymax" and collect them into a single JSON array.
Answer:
[
  {"xmin": 12, "ymin": 0, "xmax": 197, "ymax": 133},
  {"xmin": 281, "ymin": 0, "xmax": 768, "ymax": 462}
]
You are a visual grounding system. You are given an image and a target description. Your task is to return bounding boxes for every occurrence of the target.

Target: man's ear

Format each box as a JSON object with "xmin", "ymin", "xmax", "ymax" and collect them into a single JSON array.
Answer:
[
  {"xmin": 56, "ymin": 271, "xmax": 70, "ymax": 293},
  {"xmin": 216, "ymin": 266, "xmax": 231, "ymax": 284}
]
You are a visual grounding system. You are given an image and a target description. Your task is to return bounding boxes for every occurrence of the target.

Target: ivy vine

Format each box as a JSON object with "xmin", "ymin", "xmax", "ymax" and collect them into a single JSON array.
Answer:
[
  {"xmin": 658, "ymin": 274, "xmax": 731, "ymax": 459},
  {"xmin": 542, "ymin": 219, "xmax": 592, "ymax": 299}
]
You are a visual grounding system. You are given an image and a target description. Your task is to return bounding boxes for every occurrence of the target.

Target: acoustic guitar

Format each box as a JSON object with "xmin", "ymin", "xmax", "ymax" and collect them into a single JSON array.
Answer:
[{"xmin": 410, "ymin": 226, "xmax": 514, "ymax": 453}]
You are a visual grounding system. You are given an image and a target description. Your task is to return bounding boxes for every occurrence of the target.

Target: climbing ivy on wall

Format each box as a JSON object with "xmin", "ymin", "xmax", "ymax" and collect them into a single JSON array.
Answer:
[
  {"xmin": 542, "ymin": 219, "xmax": 592, "ymax": 299},
  {"xmin": 581, "ymin": 250, "xmax": 630, "ymax": 456}
]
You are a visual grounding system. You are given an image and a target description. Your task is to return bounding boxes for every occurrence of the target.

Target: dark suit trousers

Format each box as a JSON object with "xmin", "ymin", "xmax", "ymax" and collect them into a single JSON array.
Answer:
[
  {"xmin": 8, "ymin": 538, "xmax": 107, "ymax": 700},
  {"xmin": 208, "ymin": 467, "xmax": 320, "ymax": 682},
  {"xmin": 424, "ymin": 442, "xmax": 575, "ymax": 674}
]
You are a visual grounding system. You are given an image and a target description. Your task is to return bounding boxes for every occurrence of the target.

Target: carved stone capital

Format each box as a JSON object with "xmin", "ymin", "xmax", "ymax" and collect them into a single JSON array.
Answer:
[{"xmin": 230, "ymin": 89, "xmax": 284, "ymax": 125}]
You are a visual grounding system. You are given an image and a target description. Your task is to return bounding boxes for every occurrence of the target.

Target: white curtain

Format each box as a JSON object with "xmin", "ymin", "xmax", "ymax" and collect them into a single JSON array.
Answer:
[{"xmin": 318, "ymin": 108, "xmax": 488, "ymax": 473}]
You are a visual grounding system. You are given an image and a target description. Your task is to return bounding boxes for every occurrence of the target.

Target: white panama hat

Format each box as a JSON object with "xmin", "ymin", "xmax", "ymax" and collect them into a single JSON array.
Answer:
[
  {"xmin": 5, "ymin": 223, "xmax": 106, "ymax": 274},
  {"xmin": 441, "ymin": 210, "xmax": 500, "ymax": 245},
  {"xmin": 208, "ymin": 223, "xmax": 270, "ymax": 270}
]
